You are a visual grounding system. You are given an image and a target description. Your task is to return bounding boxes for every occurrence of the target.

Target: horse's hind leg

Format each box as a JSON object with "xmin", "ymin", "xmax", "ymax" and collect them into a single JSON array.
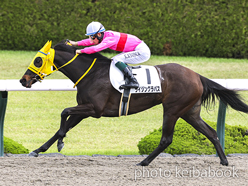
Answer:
[
  {"xmin": 137, "ymin": 113, "xmax": 178, "ymax": 166},
  {"xmin": 181, "ymin": 100, "xmax": 228, "ymax": 166}
]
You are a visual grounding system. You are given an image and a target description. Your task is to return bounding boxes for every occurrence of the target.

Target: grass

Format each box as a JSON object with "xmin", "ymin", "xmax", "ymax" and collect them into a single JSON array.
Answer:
[{"xmin": 1, "ymin": 50, "xmax": 248, "ymax": 156}]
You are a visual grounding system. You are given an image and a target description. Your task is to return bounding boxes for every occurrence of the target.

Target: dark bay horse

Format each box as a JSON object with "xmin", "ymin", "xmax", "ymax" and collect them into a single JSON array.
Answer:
[{"xmin": 20, "ymin": 41, "xmax": 248, "ymax": 166}]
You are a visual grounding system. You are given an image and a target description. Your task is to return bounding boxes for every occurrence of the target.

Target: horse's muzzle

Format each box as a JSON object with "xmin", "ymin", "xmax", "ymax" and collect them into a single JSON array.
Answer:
[{"xmin": 20, "ymin": 77, "xmax": 37, "ymax": 88}]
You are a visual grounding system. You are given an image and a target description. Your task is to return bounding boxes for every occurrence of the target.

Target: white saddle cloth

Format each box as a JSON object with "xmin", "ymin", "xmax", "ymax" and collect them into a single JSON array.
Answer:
[{"xmin": 109, "ymin": 61, "xmax": 162, "ymax": 94}]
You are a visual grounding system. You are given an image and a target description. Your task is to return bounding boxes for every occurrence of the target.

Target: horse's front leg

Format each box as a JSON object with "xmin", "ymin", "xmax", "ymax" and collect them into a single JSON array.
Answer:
[
  {"xmin": 29, "ymin": 130, "xmax": 60, "ymax": 157},
  {"xmin": 29, "ymin": 104, "xmax": 94, "ymax": 157},
  {"xmin": 57, "ymin": 113, "xmax": 86, "ymax": 152},
  {"xmin": 29, "ymin": 115, "xmax": 84, "ymax": 157},
  {"xmin": 57, "ymin": 104, "xmax": 96, "ymax": 151}
]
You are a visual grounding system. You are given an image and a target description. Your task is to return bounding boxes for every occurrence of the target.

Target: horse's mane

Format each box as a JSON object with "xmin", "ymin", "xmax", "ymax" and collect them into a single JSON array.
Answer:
[{"xmin": 54, "ymin": 40, "xmax": 111, "ymax": 62}]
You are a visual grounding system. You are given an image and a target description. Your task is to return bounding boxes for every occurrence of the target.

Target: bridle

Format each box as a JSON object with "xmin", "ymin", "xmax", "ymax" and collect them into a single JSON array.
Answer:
[{"xmin": 28, "ymin": 42, "xmax": 97, "ymax": 88}]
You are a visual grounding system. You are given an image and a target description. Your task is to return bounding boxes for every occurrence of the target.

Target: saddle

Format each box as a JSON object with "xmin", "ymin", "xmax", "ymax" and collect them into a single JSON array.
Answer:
[{"xmin": 109, "ymin": 61, "xmax": 162, "ymax": 116}]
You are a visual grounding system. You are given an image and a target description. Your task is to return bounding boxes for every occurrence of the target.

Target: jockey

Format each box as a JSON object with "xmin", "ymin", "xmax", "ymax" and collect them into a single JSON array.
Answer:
[{"xmin": 68, "ymin": 21, "xmax": 151, "ymax": 89}]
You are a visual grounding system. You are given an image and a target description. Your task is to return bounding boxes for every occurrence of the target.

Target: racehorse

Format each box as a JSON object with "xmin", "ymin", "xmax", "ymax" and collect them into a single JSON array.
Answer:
[{"xmin": 20, "ymin": 40, "xmax": 248, "ymax": 166}]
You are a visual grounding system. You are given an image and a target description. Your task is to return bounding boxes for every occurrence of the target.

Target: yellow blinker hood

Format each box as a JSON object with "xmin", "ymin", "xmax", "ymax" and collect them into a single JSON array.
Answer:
[
  {"xmin": 27, "ymin": 40, "xmax": 96, "ymax": 88},
  {"xmin": 28, "ymin": 40, "xmax": 57, "ymax": 79}
]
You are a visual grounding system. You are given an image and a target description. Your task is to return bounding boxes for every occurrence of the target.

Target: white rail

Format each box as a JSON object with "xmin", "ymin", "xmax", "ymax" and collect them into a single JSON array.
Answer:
[
  {"xmin": 212, "ymin": 79, "xmax": 248, "ymax": 91},
  {"xmin": 0, "ymin": 79, "xmax": 76, "ymax": 91},
  {"xmin": 1, "ymin": 79, "xmax": 248, "ymax": 91}
]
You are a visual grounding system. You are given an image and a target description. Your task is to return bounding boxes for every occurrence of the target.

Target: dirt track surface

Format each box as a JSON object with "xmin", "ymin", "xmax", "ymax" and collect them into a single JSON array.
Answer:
[{"xmin": 0, "ymin": 155, "xmax": 247, "ymax": 186}]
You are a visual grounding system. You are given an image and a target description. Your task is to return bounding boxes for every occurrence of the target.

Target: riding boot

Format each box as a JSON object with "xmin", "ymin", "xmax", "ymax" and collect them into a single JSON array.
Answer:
[{"xmin": 115, "ymin": 61, "xmax": 139, "ymax": 89}]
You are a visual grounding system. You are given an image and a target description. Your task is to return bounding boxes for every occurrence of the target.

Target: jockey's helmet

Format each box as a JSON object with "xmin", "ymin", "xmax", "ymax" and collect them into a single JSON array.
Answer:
[{"xmin": 85, "ymin": 21, "xmax": 105, "ymax": 36}]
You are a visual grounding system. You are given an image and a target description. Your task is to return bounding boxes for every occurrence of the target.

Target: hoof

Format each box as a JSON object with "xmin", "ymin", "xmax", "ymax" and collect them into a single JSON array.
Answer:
[
  {"xmin": 220, "ymin": 159, "xmax": 228, "ymax": 166},
  {"xmin": 136, "ymin": 161, "xmax": 149, "ymax": 166},
  {"xmin": 57, "ymin": 141, "xmax": 64, "ymax": 152},
  {"xmin": 29, "ymin": 151, "xmax": 39, "ymax": 157}
]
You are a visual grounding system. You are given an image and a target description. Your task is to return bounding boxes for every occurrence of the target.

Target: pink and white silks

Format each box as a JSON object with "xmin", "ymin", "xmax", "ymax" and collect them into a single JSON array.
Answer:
[{"xmin": 77, "ymin": 30, "xmax": 151, "ymax": 65}]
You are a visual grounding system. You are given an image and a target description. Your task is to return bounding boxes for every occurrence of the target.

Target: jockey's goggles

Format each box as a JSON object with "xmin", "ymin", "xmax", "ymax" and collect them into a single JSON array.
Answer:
[{"xmin": 90, "ymin": 34, "xmax": 96, "ymax": 40}]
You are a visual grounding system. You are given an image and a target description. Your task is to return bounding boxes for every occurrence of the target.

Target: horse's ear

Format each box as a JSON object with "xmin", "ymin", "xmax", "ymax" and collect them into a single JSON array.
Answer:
[{"xmin": 40, "ymin": 40, "xmax": 52, "ymax": 54}]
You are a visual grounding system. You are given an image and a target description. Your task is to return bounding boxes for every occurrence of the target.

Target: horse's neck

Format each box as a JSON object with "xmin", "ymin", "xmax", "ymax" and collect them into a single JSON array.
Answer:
[
  {"xmin": 54, "ymin": 51, "xmax": 107, "ymax": 83},
  {"xmin": 53, "ymin": 52, "xmax": 82, "ymax": 82}
]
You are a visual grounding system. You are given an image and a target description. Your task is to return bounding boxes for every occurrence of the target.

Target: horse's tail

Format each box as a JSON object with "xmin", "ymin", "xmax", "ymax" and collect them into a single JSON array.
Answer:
[{"xmin": 199, "ymin": 75, "xmax": 248, "ymax": 113}]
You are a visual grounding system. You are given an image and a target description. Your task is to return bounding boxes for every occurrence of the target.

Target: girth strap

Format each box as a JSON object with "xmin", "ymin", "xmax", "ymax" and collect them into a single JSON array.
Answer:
[{"xmin": 119, "ymin": 88, "xmax": 131, "ymax": 116}]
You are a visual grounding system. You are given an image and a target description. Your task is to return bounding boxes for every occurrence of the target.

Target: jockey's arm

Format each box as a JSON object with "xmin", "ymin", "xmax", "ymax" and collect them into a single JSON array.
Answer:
[
  {"xmin": 68, "ymin": 40, "xmax": 78, "ymax": 46},
  {"xmin": 79, "ymin": 37, "xmax": 116, "ymax": 54}
]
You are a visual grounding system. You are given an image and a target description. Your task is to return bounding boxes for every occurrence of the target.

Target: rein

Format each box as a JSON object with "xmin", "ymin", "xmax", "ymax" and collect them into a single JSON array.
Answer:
[
  {"xmin": 56, "ymin": 53, "xmax": 79, "ymax": 71},
  {"xmin": 49, "ymin": 54, "xmax": 97, "ymax": 88},
  {"xmin": 73, "ymin": 58, "xmax": 97, "ymax": 88}
]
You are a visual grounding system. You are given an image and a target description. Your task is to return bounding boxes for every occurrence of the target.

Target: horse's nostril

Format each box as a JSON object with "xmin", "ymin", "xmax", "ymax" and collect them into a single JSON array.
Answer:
[
  {"xmin": 20, "ymin": 78, "xmax": 27, "ymax": 87},
  {"xmin": 20, "ymin": 79, "xmax": 25, "ymax": 84}
]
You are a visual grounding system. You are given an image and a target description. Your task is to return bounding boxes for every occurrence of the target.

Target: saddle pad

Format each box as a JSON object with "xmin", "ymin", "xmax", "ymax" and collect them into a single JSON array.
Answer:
[{"xmin": 109, "ymin": 61, "xmax": 162, "ymax": 94}]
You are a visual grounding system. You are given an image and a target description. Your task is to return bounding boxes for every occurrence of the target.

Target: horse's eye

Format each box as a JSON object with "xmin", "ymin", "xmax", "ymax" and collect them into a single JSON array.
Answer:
[{"xmin": 34, "ymin": 57, "xmax": 43, "ymax": 67}]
